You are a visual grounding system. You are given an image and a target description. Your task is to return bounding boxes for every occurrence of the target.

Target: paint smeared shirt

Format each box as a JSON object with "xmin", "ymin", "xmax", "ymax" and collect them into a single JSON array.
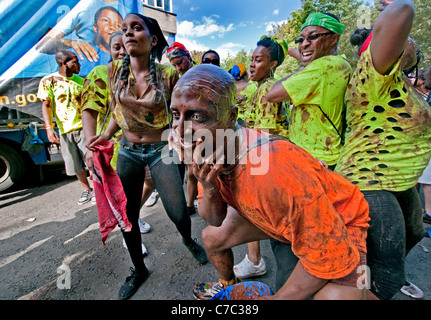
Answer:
[
  {"xmin": 335, "ymin": 47, "xmax": 431, "ymax": 191},
  {"xmin": 282, "ymin": 55, "xmax": 352, "ymax": 166},
  {"xmin": 109, "ymin": 60, "xmax": 179, "ymax": 132}
]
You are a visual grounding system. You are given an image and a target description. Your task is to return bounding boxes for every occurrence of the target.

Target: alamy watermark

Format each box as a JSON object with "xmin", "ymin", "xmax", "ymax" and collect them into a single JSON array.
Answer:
[{"xmin": 57, "ymin": 264, "xmax": 71, "ymax": 290}]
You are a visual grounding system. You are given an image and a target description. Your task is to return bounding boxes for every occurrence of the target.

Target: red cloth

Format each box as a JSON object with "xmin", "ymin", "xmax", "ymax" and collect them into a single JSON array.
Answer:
[
  {"xmin": 359, "ymin": 31, "xmax": 373, "ymax": 57},
  {"xmin": 92, "ymin": 140, "xmax": 132, "ymax": 244},
  {"xmin": 167, "ymin": 41, "xmax": 189, "ymax": 53}
]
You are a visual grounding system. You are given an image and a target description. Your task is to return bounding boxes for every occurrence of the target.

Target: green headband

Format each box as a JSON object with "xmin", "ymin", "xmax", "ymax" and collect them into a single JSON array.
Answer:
[{"xmin": 301, "ymin": 13, "xmax": 345, "ymax": 35}]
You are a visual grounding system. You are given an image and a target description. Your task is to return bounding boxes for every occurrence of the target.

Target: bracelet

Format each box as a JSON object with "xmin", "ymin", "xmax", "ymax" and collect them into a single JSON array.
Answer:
[{"xmin": 45, "ymin": 124, "xmax": 54, "ymax": 129}]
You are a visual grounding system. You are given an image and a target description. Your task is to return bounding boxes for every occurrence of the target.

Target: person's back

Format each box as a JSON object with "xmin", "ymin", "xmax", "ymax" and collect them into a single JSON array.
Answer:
[{"xmin": 334, "ymin": 0, "xmax": 430, "ymax": 301}]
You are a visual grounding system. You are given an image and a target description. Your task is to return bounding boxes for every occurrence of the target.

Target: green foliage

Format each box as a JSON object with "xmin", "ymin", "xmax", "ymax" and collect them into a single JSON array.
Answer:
[
  {"xmin": 411, "ymin": 0, "xmax": 431, "ymax": 67},
  {"xmin": 263, "ymin": 0, "xmax": 430, "ymax": 75},
  {"xmin": 209, "ymin": 1, "xmax": 430, "ymax": 75}
]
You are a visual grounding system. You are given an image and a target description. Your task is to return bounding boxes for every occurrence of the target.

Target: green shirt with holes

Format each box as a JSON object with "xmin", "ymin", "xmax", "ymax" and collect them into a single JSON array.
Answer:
[
  {"xmin": 282, "ymin": 55, "xmax": 352, "ymax": 166},
  {"xmin": 335, "ymin": 47, "xmax": 431, "ymax": 191}
]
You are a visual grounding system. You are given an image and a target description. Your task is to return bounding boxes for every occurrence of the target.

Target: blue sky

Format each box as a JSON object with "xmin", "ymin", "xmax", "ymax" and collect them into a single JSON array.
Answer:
[{"xmin": 172, "ymin": 0, "xmax": 302, "ymax": 60}]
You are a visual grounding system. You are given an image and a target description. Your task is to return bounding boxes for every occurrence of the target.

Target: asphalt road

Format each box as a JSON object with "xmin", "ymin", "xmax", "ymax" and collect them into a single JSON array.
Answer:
[{"xmin": 0, "ymin": 161, "xmax": 430, "ymax": 302}]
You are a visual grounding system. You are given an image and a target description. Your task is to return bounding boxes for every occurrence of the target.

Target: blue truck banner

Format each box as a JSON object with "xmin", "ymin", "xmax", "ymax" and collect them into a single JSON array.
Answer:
[{"xmin": 0, "ymin": 0, "xmax": 143, "ymax": 121}]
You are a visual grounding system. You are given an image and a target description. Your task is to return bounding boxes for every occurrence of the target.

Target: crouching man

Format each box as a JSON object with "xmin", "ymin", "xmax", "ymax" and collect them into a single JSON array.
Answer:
[{"xmin": 169, "ymin": 64, "xmax": 377, "ymax": 300}]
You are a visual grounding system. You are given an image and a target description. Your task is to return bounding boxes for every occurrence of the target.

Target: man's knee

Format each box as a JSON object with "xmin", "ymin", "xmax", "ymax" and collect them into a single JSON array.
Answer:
[{"xmin": 201, "ymin": 226, "xmax": 230, "ymax": 252}]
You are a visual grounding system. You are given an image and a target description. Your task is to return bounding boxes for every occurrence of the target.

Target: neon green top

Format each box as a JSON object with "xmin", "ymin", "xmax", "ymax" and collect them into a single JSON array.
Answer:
[
  {"xmin": 81, "ymin": 64, "xmax": 120, "ymax": 169},
  {"xmin": 335, "ymin": 47, "xmax": 431, "ymax": 191},
  {"xmin": 37, "ymin": 72, "xmax": 84, "ymax": 135},
  {"xmin": 282, "ymin": 55, "xmax": 352, "ymax": 166},
  {"xmin": 243, "ymin": 77, "xmax": 289, "ymax": 137},
  {"xmin": 81, "ymin": 65, "xmax": 111, "ymax": 134},
  {"xmin": 236, "ymin": 81, "xmax": 257, "ymax": 121}
]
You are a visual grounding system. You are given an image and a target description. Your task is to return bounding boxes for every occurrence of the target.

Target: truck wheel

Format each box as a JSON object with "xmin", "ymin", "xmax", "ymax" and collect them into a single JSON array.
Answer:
[{"xmin": 0, "ymin": 144, "xmax": 26, "ymax": 192}]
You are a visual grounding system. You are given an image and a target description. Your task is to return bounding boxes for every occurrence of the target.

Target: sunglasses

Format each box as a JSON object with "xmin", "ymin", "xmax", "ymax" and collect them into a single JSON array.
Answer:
[
  {"xmin": 202, "ymin": 57, "xmax": 220, "ymax": 66},
  {"xmin": 295, "ymin": 32, "xmax": 334, "ymax": 44}
]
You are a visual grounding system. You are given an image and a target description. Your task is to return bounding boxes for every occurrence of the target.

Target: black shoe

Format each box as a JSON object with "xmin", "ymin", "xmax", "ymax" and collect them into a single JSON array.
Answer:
[
  {"xmin": 118, "ymin": 267, "xmax": 148, "ymax": 300},
  {"xmin": 423, "ymin": 213, "xmax": 431, "ymax": 224},
  {"xmin": 183, "ymin": 238, "xmax": 209, "ymax": 265}
]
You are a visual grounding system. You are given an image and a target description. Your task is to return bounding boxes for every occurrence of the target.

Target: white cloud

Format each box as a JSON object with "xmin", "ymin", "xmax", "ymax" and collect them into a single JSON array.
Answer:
[
  {"xmin": 273, "ymin": 9, "xmax": 279, "ymax": 16},
  {"xmin": 265, "ymin": 19, "xmax": 288, "ymax": 32},
  {"xmin": 175, "ymin": 36, "xmax": 207, "ymax": 53},
  {"xmin": 175, "ymin": 36, "xmax": 244, "ymax": 61},
  {"xmin": 177, "ymin": 16, "xmax": 235, "ymax": 38},
  {"xmin": 190, "ymin": 6, "xmax": 199, "ymax": 11},
  {"xmin": 215, "ymin": 42, "xmax": 245, "ymax": 61}
]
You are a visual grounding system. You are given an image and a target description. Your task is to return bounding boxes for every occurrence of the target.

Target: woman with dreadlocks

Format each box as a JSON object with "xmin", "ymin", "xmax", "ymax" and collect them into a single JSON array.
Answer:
[{"xmin": 87, "ymin": 13, "xmax": 208, "ymax": 300}]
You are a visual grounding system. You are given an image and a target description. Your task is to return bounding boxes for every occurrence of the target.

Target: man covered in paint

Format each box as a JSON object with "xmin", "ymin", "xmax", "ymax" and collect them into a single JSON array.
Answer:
[
  {"xmin": 169, "ymin": 64, "xmax": 374, "ymax": 300},
  {"xmin": 268, "ymin": 12, "xmax": 351, "ymax": 169}
]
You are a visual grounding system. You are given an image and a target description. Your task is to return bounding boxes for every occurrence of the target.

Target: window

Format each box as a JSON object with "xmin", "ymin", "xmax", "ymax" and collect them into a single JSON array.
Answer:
[
  {"xmin": 144, "ymin": 0, "xmax": 172, "ymax": 12},
  {"xmin": 164, "ymin": 0, "xmax": 171, "ymax": 12}
]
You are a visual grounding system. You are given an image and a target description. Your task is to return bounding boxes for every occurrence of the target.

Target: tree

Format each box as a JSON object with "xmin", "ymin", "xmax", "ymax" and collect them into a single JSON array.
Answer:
[
  {"xmin": 269, "ymin": 0, "xmax": 430, "ymax": 76},
  {"xmin": 410, "ymin": 0, "xmax": 431, "ymax": 67},
  {"xmin": 221, "ymin": 49, "xmax": 253, "ymax": 71},
  {"xmin": 270, "ymin": 0, "xmax": 369, "ymax": 77}
]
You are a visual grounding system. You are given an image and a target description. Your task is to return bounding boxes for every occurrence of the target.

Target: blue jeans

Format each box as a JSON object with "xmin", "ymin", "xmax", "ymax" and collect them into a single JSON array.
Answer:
[{"xmin": 117, "ymin": 137, "xmax": 191, "ymax": 273}]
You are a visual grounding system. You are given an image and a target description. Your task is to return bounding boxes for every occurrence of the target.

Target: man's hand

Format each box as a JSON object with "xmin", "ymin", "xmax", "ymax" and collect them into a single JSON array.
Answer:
[
  {"xmin": 46, "ymin": 128, "xmax": 60, "ymax": 144},
  {"xmin": 63, "ymin": 39, "xmax": 99, "ymax": 62}
]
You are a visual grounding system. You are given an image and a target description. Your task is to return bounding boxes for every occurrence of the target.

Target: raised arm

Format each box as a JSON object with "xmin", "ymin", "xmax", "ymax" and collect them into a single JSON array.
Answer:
[
  {"xmin": 370, "ymin": 0, "xmax": 415, "ymax": 75},
  {"xmin": 267, "ymin": 80, "xmax": 291, "ymax": 103}
]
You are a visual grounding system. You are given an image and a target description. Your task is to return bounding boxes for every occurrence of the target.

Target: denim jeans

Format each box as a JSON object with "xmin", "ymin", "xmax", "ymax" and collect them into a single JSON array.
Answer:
[{"xmin": 117, "ymin": 137, "xmax": 191, "ymax": 273}]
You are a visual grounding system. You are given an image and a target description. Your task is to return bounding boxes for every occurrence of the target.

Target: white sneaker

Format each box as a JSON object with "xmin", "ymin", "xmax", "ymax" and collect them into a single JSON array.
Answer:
[
  {"xmin": 122, "ymin": 238, "xmax": 148, "ymax": 256},
  {"xmin": 400, "ymin": 281, "xmax": 424, "ymax": 299},
  {"xmin": 144, "ymin": 191, "xmax": 158, "ymax": 207},
  {"xmin": 139, "ymin": 219, "xmax": 151, "ymax": 233},
  {"xmin": 78, "ymin": 190, "xmax": 92, "ymax": 205},
  {"xmin": 233, "ymin": 254, "xmax": 266, "ymax": 279}
]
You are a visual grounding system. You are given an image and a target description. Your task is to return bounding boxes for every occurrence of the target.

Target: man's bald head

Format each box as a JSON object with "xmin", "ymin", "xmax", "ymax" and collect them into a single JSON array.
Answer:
[{"xmin": 173, "ymin": 64, "xmax": 237, "ymax": 122}]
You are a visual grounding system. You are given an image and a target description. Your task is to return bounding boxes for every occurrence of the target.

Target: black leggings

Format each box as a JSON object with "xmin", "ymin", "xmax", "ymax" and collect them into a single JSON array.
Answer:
[
  {"xmin": 116, "ymin": 140, "xmax": 191, "ymax": 273},
  {"xmin": 362, "ymin": 187, "xmax": 424, "ymax": 300}
]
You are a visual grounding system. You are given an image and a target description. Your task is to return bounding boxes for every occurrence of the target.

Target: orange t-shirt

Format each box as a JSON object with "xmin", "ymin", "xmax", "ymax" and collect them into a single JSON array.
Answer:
[{"xmin": 198, "ymin": 128, "xmax": 370, "ymax": 280}]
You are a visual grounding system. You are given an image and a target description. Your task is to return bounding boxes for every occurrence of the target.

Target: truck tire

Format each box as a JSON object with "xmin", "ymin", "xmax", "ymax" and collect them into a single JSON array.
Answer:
[{"xmin": 0, "ymin": 144, "xmax": 26, "ymax": 192}]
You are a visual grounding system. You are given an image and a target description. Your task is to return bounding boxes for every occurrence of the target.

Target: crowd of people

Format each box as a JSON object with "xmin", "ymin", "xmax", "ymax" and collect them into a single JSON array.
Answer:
[{"xmin": 38, "ymin": 0, "xmax": 431, "ymax": 300}]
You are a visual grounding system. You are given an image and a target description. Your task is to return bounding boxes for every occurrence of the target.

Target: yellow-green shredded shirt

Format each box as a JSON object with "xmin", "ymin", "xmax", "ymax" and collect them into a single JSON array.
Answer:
[
  {"xmin": 243, "ymin": 77, "xmax": 289, "ymax": 137},
  {"xmin": 236, "ymin": 81, "xmax": 258, "ymax": 122},
  {"xmin": 37, "ymin": 72, "xmax": 84, "ymax": 135},
  {"xmin": 82, "ymin": 65, "xmax": 111, "ymax": 134},
  {"xmin": 335, "ymin": 47, "xmax": 431, "ymax": 191},
  {"xmin": 81, "ymin": 64, "xmax": 120, "ymax": 168},
  {"xmin": 282, "ymin": 55, "xmax": 352, "ymax": 166}
]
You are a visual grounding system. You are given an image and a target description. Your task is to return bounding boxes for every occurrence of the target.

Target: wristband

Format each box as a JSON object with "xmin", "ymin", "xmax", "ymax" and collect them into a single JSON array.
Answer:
[{"xmin": 45, "ymin": 124, "xmax": 54, "ymax": 130}]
